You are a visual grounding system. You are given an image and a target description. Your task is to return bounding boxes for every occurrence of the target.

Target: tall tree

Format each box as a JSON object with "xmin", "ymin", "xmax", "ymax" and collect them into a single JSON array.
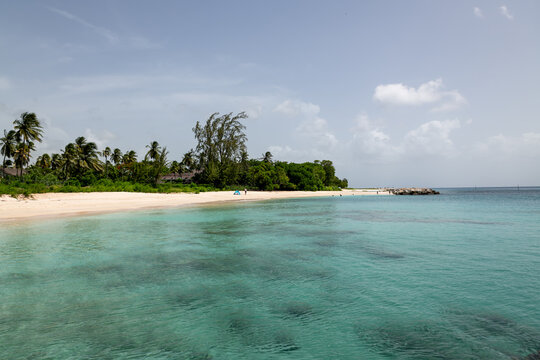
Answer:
[
  {"xmin": 192, "ymin": 112, "xmax": 248, "ymax": 186},
  {"xmin": 59, "ymin": 143, "xmax": 78, "ymax": 179},
  {"xmin": 36, "ymin": 153, "xmax": 51, "ymax": 169},
  {"xmin": 262, "ymin": 151, "xmax": 273, "ymax": 163},
  {"xmin": 13, "ymin": 112, "xmax": 43, "ymax": 176},
  {"xmin": 1, "ymin": 129, "xmax": 17, "ymax": 174},
  {"xmin": 111, "ymin": 148, "xmax": 123, "ymax": 165},
  {"xmin": 122, "ymin": 150, "xmax": 137, "ymax": 165},
  {"xmin": 14, "ymin": 141, "xmax": 35, "ymax": 177},
  {"xmin": 51, "ymin": 153, "xmax": 62, "ymax": 170},
  {"xmin": 152, "ymin": 147, "xmax": 169, "ymax": 185},
  {"xmin": 74, "ymin": 137, "xmax": 103, "ymax": 173},
  {"xmin": 181, "ymin": 149, "xmax": 195, "ymax": 172},
  {"xmin": 145, "ymin": 141, "xmax": 161, "ymax": 162},
  {"xmin": 100, "ymin": 146, "xmax": 111, "ymax": 177}
]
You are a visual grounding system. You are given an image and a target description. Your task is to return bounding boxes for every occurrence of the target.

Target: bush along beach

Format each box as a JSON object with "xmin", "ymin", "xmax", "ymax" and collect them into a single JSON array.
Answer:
[{"xmin": 1, "ymin": 112, "xmax": 347, "ymax": 197}]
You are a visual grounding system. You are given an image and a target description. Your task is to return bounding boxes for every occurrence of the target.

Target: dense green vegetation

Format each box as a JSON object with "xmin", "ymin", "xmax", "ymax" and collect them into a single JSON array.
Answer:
[{"xmin": 1, "ymin": 111, "xmax": 347, "ymax": 196}]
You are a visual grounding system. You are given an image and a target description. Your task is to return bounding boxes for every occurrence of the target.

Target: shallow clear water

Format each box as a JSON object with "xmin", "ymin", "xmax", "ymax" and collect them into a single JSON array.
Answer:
[{"xmin": 1, "ymin": 188, "xmax": 539, "ymax": 359}]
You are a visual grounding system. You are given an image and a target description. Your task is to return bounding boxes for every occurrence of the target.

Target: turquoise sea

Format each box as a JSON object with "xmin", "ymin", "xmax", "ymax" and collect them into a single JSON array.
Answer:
[{"xmin": 1, "ymin": 188, "xmax": 539, "ymax": 359}]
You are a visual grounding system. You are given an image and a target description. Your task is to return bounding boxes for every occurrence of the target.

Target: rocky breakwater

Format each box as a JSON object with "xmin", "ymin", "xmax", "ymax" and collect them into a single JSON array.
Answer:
[{"xmin": 388, "ymin": 188, "xmax": 440, "ymax": 195}]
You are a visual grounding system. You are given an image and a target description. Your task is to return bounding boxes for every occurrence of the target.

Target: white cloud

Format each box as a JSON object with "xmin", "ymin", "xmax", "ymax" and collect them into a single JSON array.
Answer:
[
  {"xmin": 500, "ymin": 5, "xmax": 514, "ymax": 20},
  {"xmin": 404, "ymin": 119, "xmax": 461, "ymax": 157},
  {"xmin": 373, "ymin": 78, "xmax": 466, "ymax": 111},
  {"xmin": 473, "ymin": 7, "xmax": 484, "ymax": 18},
  {"xmin": 0, "ymin": 77, "xmax": 10, "ymax": 90},
  {"xmin": 269, "ymin": 99, "xmax": 339, "ymax": 161},
  {"xmin": 475, "ymin": 132, "xmax": 540, "ymax": 158},
  {"xmin": 267, "ymin": 145, "xmax": 312, "ymax": 161},
  {"xmin": 84, "ymin": 128, "xmax": 116, "ymax": 149},
  {"xmin": 276, "ymin": 99, "xmax": 338, "ymax": 149},
  {"xmin": 298, "ymin": 116, "xmax": 338, "ymax": 149},
  {"xmin": 49, "ymin": 7, "xmax": 119, "ymax": 43},
  {"xmin": 350, "ymin": 114, "xmax": 399, "ymax": 162},
  {"xmin": 274, "ymin": 99, "xmax": 320, "ymax": 116},
  {"xmin": 36, "ymin": 117, "xmax": 71, "ymax": 155}
]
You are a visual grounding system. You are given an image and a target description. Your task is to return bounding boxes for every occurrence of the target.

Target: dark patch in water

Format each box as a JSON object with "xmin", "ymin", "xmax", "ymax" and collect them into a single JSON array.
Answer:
[
  {"xmin": 364, "ymin": 248, "xmax": 405, "ymax": 259},
  {"xmin": 522, "ymin": 349, "xmax": 540, "ymax": 360},
  {"xmin": 273, "ymin": 332, "xmax": 300, "ymax": 352},
  {"xmin": 282, "ymin": 302, "xmax": 313, "ymax": 318},
  {"xmin": 448, "ymin": 310, "xmax": 540, "ymax": 352},
  {"xmin": 227, "ymin": 316, "xmax": 252, "ymax": 334},
  {"xmin": 356, "ymin": 321, "xmax": 466, "ymax": 359},
  {"xmin": 313, "ymin": 238, "xmax": 340, "ymax": 248},
  {"xmin": 172, "ymin": 288, "xmax": 215, "ymax": 309},
  {"xmin": 188, "ymin": 351, "xmax": 213, "ymax": 360},
  {"xmin": 255, "ymin": 330, "xmax": 300, "ymax": 353}
]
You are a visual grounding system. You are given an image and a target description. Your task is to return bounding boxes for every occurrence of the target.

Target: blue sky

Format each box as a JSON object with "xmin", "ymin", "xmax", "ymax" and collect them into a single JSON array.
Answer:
[{"xmin": 1, "ymin": 1, "xmax": 539, "ymax": 187}]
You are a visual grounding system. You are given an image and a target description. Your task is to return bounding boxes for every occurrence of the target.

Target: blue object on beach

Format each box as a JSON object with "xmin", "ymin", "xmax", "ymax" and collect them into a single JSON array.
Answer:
[{"xmin": 233, "ymin": 190, "xmax": 241, "ymax": 195}]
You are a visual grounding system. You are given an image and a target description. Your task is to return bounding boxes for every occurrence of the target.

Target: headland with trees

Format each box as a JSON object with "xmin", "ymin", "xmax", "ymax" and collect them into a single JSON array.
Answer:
[{"xmin": 1, "ymin": 111, "xmax": 348, "ymax": 197}]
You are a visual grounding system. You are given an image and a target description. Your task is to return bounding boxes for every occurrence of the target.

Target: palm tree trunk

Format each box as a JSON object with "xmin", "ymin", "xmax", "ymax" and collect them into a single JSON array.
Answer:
[{"xmin": 2, "ymin": 154, "xmax": 5, "ymax": 178}]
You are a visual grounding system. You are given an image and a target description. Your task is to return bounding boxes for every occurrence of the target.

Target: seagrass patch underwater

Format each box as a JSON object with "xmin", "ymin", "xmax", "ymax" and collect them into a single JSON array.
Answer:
[{"xmin": 1, "ymin": 188, "xmax": 539, "ymax": 359}]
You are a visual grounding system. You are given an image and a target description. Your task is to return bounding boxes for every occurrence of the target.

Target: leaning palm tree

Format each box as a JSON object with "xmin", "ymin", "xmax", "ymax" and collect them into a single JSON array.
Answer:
[
  {"xmin": 145, "ymin": 141, "xmax": 161, "ymax": 162},
  {"xmin": 13, "ymin": 112, "xmax": 43, "ymax": 175},
  {"xmin": 1, "ymin": 129, "xmax": 17, "ymax": 174}
]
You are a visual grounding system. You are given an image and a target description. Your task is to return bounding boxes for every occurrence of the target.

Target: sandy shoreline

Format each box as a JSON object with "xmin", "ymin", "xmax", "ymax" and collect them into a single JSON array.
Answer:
[{"xmin": 0, "ymin": 189, "xmax": 390, "ymax": 222}]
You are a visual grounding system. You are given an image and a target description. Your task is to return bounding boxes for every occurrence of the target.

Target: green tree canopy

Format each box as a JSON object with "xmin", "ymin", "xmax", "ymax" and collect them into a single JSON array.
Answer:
[{"xmin": 193, "ymin": 112, "xmax": 248, "ymax": 186}]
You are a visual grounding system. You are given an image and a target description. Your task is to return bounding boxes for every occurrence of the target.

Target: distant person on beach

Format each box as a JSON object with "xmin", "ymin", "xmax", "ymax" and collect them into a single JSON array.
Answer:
[{"xmin": 244, "ymin": 188, "xmax": 247, "ymax": 195}]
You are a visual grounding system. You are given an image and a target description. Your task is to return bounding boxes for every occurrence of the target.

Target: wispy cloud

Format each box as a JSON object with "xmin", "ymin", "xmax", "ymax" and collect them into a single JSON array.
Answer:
[
  {"xmin": 499, "ymin": 5, "xmax": 514, "ymax": 20},
  {"xmin": 274, "ymin": 99, "xmax": 338, "ymax": 150},
  {"xmin": 49, "ymin": 7, "xmax": 119, "ymax": 43},
  {"xmin": 373, "ymin": 79, "xmax": 466, "ymax": 112},
  {"xmin": 49, "ymin": 7, "xmax": 160, "ymax": 49},
  {"xmin": 473, "ymin": 7, "xmax": 484, "ymax": 18}
]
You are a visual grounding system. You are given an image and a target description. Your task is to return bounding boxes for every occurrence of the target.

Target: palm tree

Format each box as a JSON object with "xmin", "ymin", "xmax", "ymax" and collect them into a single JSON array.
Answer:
[
  {"xmin": 14, "ymin": 141, "xmax": 35, "ymax": 177},
  {"xmin": 74, "ymin": 137, "xmax": 103, "ymax": 173},
  {"xmin": 170, "ymin": 160, "xmax": 181, "ymax": 173},
  {"xmin": 59, "ymin": 143, "xmax": 78, "ymax": 179},
  {"xmin": 51, "ymin": 153, "xmax": 61, "ymax": 170},
  {"xmin": 145, "ymin": 141, "xmax": 161, "ymax": 162},
  {"xmin": 36, "ymin": 153, "xmax": 51, "ymax": 169},
  {"xmin": 1, "ymin": 129, "xmax": 17, "ymax": 174},
  {"xmin": 181, "ymin": 149, "xmax": 195, "ymax": 172},
  {"xmin": 111, "ymin": 148, "xmax": 123, "ymax": 165},
  {"xmin": 153, "ymin": 147, "xmax": 169, "ymax": 184},
  {"xmin": 100, "ymin": 146, "xmax": 111, "ymax": 177},
  {"xmin": 13, "ymin": 112, "xmax": 43, "ymax": 175},
  {"xmin": 123, "ymin": 150, "xmax": 137, "ymax": 165},
  {"xmin": 262, "ymin": 151, "xmax": 273, "ymax": 163}
]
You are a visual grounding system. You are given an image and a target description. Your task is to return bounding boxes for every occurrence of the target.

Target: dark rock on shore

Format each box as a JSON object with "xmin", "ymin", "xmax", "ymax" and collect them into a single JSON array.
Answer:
[{"xmin": 388, "ymin": 188, "xmax": 440, "ymax": 195}]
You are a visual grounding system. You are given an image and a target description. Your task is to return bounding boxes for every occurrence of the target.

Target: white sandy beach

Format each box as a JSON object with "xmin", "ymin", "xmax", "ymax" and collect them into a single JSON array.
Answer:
[{"xmin": 0, "ymin": 189, "xmax": 390, "ymax": 222}]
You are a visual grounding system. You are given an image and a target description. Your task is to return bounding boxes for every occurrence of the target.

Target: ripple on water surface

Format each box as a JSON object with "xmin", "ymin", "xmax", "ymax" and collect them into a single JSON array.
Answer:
[{"xmin": 1, "ymin": 189, "xmax": 539, "ymax": 359}]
